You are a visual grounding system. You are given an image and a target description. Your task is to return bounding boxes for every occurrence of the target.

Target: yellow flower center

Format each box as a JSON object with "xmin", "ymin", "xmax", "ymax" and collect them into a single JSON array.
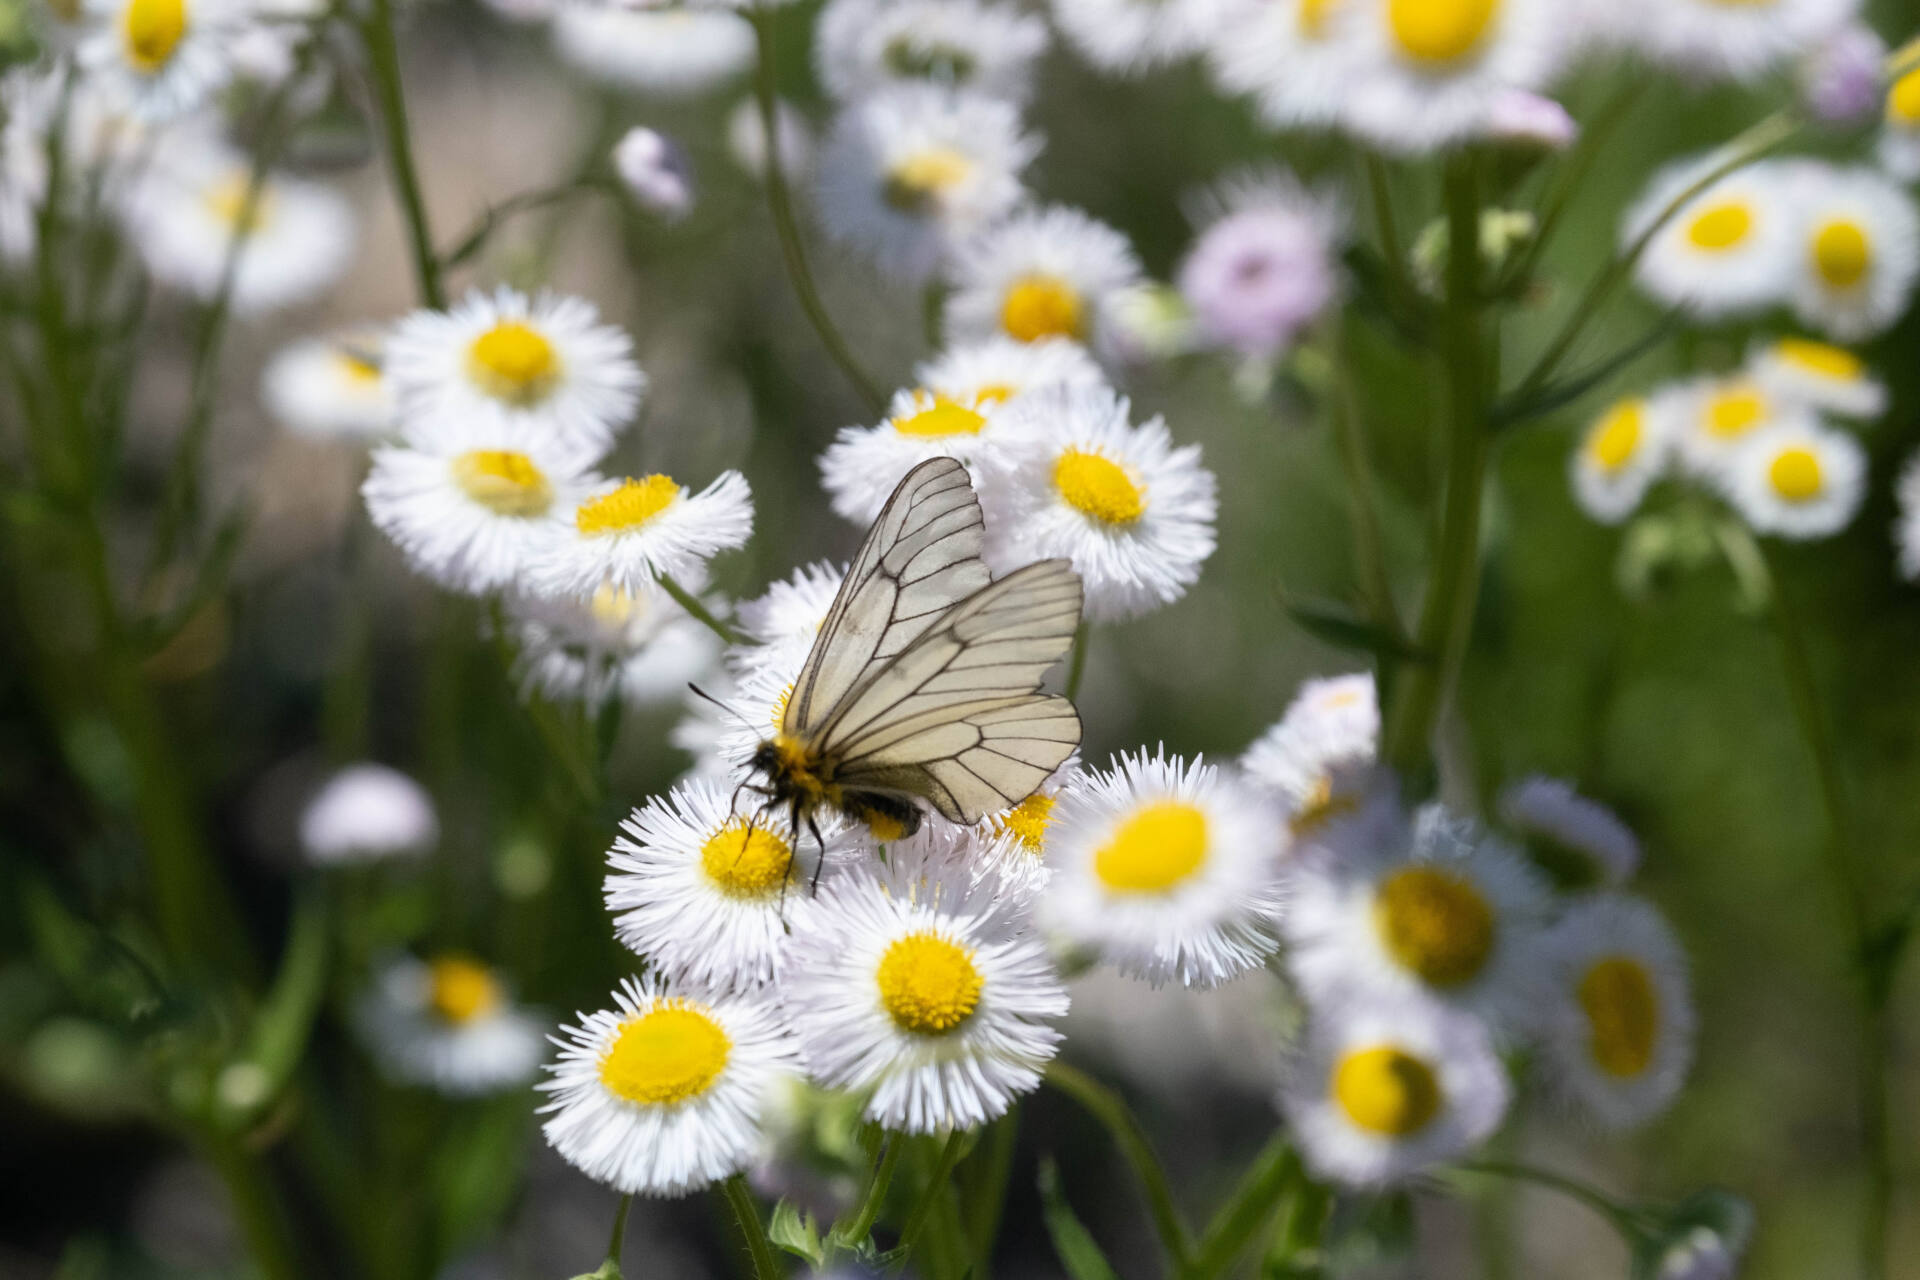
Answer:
[
  {"xmin": 427, "ymin": 955, "xmax": 503, "ymax": 1025},
  {"xmin": 1768, "ymin": 446, "xmax": 1824, "ymax": 503},
  {"xmin": 893, "ymin": 394, "xmax": 989, "ymax": 438},
  {"xmin": 467, "ymin": 321, "xmax": 560, "ymax": 405},
  {"xmin": 123, "ymin": 0, "xmax": 187, "ymax": 70},
  {"xmin": 1298, "ymin": 0, "xmax": 1336, "ymax": 37},
  {"xmin": 598, "ymin": 1003, "xmax": 732, "ymax": 1106},
  {"xmin": 337, "ymin": 350, "xmax": 383, "ymax": 384},
  {"xmin": 451, "ymin": 450, "xmax": 554, "ymax": 517},
  {"xmin": 1386, "ymin": 0, "xmax": 1500, "ymax": 64},
  {"xmin": 1578, "ymin": 956, "xmax": 1660, "ymax": 1079},
  {"xmin": 973, "ymin": 382, "xmax": 1018, "ymax": 406},
  {"xmin": 1887, "ymin": 67, "xmax": 1920, "ymax": 127},
  {"xmin": 1587, "ymin": 399, "xmax": 1645, "ymax": 474},
  {"xmin": 1331, "ymin": 1045, "xmax": 1442, "ymax": 1137},
  {"xmin": 699, "ymin": 822, "xmax": 794, "ymax": 898},
  {"xmin": 1704, "ymin": 386, "xmax": 1767, "ymax": 440},
  {"xmin": 1684, "ymin": 201, "xmax": 1753, "ymax": 253},
  {"xmin": 1053, "ymin": 448, "xmax": 1145, "ymax": 525},
  {"xmin": 1811, "ymin": 219, "xmax": 1872, "ymax": 290},
  {"xmin": 996, "ymin": 792, "xmax": 1055, "ymax": 855},
  {"xmin": 1773, "ymin": 337, "xmax": 1863, "ymax": 381},
  {"xmin": 877, "ymin": 931, "xmax": 984, "ymax": 1035},
  {"xmin": 883, "ymin": 147, "xmax": 974, "ymax": 214},
  {"xmin": 1094, "ymin": 801, "xmax": 1208, "ymax": 894},
  {"xmin": 1001, "ymin": 275, "xmax": 1085, "ymax": 343},
  {"xmin": 202, "ymin": 176, "xmax": 272, "ymax": 235},
  {"xmin": 1373, "ymin": 865, "xmax": 1495, "ymax": 988},
  {"xmin": 576, "ymin": 475, "xmax": 683, "ymax": 536}
]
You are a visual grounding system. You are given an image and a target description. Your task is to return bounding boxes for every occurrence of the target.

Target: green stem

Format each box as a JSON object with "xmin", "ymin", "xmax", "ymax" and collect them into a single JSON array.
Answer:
[
  {"xmin": 1362, "ymin": 151, "xmax": 1407, "ymax": 288},
  {"xmin": 656, "ymin": 571, "xmax": 742, "ymax": 645},
  {"xmin": 721, "ymin": 1175, "xmax": 782, "ymax": 1280},
  {"xmin": 839, "ymin": 1133, "xmax": 904, "ymax": 1245},
  {"xmin": 1187, "ymin": 1134, "xmax": 1299, "ymax": 1280},
  {"xmin": 604, "ymin": 1193, "xmax": 633, "ymax": 1274},
  {"xmin": 898, "ymin": 1131, "xmax": 970, "ymax": 1262},
  {"xmin": 1045, "ymin": 1061, "xmax": 1194, "ymax": 1270},
  {"xmin": 1064, "ymin": 621, "xmax": 1090, "ymax": 701},
  {"xmin": 361, "ymin": 0, "xmax": 446, "ymax": 309},
  {"xmin": 1497, "ymin": 78, "xmax": 1645, "ymax": 295},
  {"xmin": 747, "ymin": 10, "xmax": 888, "ymax": 415},
  {"xmin": 1329, "ymin": 324, "xmax": 1403, "ymax": 646},
  {"xmin": 205, "ymin": 1136, "xmax": 303, "ymax": 1280},
  {"xmin": 964, "ymin": 1109, "xmax": 1021, "ymax": 1280},
  {"xmin": 1454, "ymin": 1160, "xmax": 1642, "ymax": 1241}
]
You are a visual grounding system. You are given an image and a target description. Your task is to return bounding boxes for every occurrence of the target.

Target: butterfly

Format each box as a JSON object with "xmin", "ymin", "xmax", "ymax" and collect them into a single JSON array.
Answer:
[{"xmin": 747, "ymin": 456, "xmax": 1084, "ymax": 852}]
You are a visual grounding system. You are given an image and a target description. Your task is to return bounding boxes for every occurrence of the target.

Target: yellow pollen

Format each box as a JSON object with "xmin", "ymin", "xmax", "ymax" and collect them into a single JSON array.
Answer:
[
  {"xmin": 1053, "ymin": 449, "xmax": 1145, "ymax": 525},
  {"xmin": 1705, "ymin": 386, "xmax": 1768, "ymax": 439},
  {"xmin": 1386, "ymin": 0, "xmax": 1499, "ymax": 64},
  {"xmin": 700, "ymin": 822, "xmax": 794, "ymax": 898},
  {"xmin": 1094, "ymin": 801, "xmax": 1208, "ymax": 894},
  {"xmin": 1768, "ymin": 447, "xmax": 1824, "ymax": 503},
  {"xmin": 1685, "ymin": 201, "xmax": 1753, "ymax": 253},
  {"xmin": 467, "ymin": 321, "xmax": 560, "ymax": 405},
  {"xmin": 883, "ymin": 148, "xmax": 975, "ymax": 213},
  {"xmin": 1812, "ymin": 219, "xmax": 1872, "ymax": 290},
  {"xmin": 877, "ymin": 931, "xmax": 984, "ymax": 1035},
  {"xmin": 996, "ymin": 792, "xmax": 1055, "ymax": 855},
  {"xmin": 452, "ymin": 450, "xmax": 553, "ymax": 517},
  {"xmin": 598, "ymin": 1003, "xmax": 732, "ymax": 1106},
  {"xmin": 123, "ymin": 0, "xmax": 187, "ymax": 70},
  {"xmin": 1890, "ymin": 68, "xmax": 1920, "ymax": 127},
  {"xmin": 427, "ymin": 955, "xmax": 503, "ymax": 1025},
  {"xmin": 1001, "ymin": 275, "xmax": 1085, "ymax": 343},
  {"xmin": 1332, "ymin": 1045, "xmax": 1443, "ymax": 1137},
  {"xmin": 576, "ymin": 475, "xmax": 683, "ymax": 536},
  {"xmin": 892, "ymin": 395, "xmax": 989, "ymax": 438},
  {"xmin": 1587, "ymin": 399, "xmax": 1645, "ymax": 474},
  {"xmin": 1373, "ymin": 866, "xmax": 1495, "ymax": 988},
  {"xmin": 1773, "ymin": 338, "xmax": 1863, "ymax": 381},
  {"xmin": 1578, "ymin": 956, "xmax": 1660, "ymax": 1079}
]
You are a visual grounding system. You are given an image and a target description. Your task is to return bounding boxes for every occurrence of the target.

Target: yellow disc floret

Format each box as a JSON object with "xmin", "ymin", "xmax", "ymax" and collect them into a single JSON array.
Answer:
[
  {"xmin": 467, "ymin": 320, "xmax": 560, "ymax": 405},
  {"xmin": 1094, "ymin": 801, "xmax": 1209, "ymax": 894},
  {"xmin": 877, "ymin": 931, "xmax": 985, "ymax": 1035},
  {"xmin": 1001, "ymin": 275, "xmax": 1085, "ymax": 343},
  {"xmin": 202, "ymin": 175, "xmax": 272, "ymax": 235},
  {"xmin": 1373, "ymin": 866, "xmax": 1496, "ymax": 988},
  {"xmin": 700, "ymin": 822, "xmax": 794, "ymax": 898},
  {"xmin": 576, "ymin": 475, "xmax": 683, "ymax": 535},
  {"xmin": 1332, "ymin": 1045, "xmax": 1443, "ymax": 1137},
  {"xmin": 599, "ymin": 1002, "xmax": 733, "ymax": 1106},
  {"xmin": 996, "ymin": 792, "xmax": 1055, "ymax": 855},
  {"xmin": 1578, "ymin": 956, "xmax": 1660, "ymax": 1079},
  {"xmin": 452, "ymin": 449, "xmax": 554, "ymax": 517},
  {"xmin": 1887, "ymin": 67, "xmax": 1920, "ymax": 127},
  {"xmin": 1812, "ymin": 219, "xmax": 1872, "ymax": 290},
  {"xmin": 1773, "ymin": 338, "xmax": 1863, "ymax": 381},
  {"xmin": 1705, "ymin": 385, "xmax": 1768, "ymax": 439},
  {"xmin": 428, "ymin": 954, "xmax": 503, "ymax": 1025},
  {"xmin": 1386, "ymin": 0, "xmax": 1499, "ymax": 63},
  {"xmin": 1587, "ymin": 399, "xmax": 1645, "ymax": 473},
  {"xmin": 893, "ymin": 395, "xmax": 989, "ymax": 438},
  {"xmin": 1053, "ymin": 448, "xmax": 1145, "ymax": 525},
  {"xmin": 884, "ymin": 148, "xmax": 974, "ymax": 214},
  {"xmin": 1768, "ymin": 446, "xmax": 1824, "ymax": 503},
  {"xmin": 1685, "ymin": 201, "xmax": 1754, "ymax": 252},
  {"xmin": 124, "ymin": 0, "xmax": 187, "ymax": 71}
]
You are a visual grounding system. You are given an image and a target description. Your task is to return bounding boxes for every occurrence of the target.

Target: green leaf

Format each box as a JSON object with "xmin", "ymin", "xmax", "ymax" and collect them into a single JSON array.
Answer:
[
  {"xmin": 768, "ymin": 1200, "xmax": 826, "ymax": 1267},
  {"xmin": 1275, "ymin": 589, "xmax": 1428, "ymax": 664},
  {"xmin": 1037, "ymin": 1159, "xmax": 1121, "ymax": 1280},
  {"xmin": 1492, "ymin": 312, "xmax": 1679, "ymax": 428}
]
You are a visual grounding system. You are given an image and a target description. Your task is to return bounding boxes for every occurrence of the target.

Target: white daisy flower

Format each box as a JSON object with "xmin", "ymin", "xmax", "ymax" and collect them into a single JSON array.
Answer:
[
  {"xmin": 1879, "ymin": 66, "xmax": 1920, "ymax": 182},
  {"xmin": 671, "ymin": 647, "xmax": 804, "ymax": 783},
  {"xmin": 262, "ymin": 331, "xmax": 395, "ymax": 442},
  {"xmin": 77, "ymin": 0, "xmax": 244, "ymax": 122},
  {"xmin": 1722, "ymin": 418, "xmax": 1866, "ymax": 541},
  {"xmin": 299, "ymin": 763, "xmax": 438, "ymax": 865},
  {"xmin": 916, "ymin": 337, "xmax": 1110, "ymax": 408},
  {"xmin": 357, "ymin": 953, "xmax": 546, "ymax": 1095},
  {"xmin": 818, "ymin": 387, "xmax": 1010, "ymax": 526},
  {"xmin": 1538, "ymin": 894, "xmax": 1694, "ymax": 1130},
  {"xmin": 1746, "ymin": 337, "xmax": 1887, "ymax": 420},
  {"xmin": 1783, "ymin": 163, "xmax": 1920, "ymax": 342},
  {"xmin": 1038, "ymin": 749, "xmax": 1286, "ymax": 988},
  {"xmin": 383, "ymin": 287, "xmax": 644, "ymax": 462},
  {"xmin": 605, "ymin": 780, "xmax": 870, "ymax": 993},
  {"xmin": 1279, "ymin": 997, "xmax": 1510, "ymax": 1186},
  {"xmin": 781, "ymin": 856, "xmax": 1068, "ymax": 1133},
  {"xmin": 734, "ymin": 560, "xmax": 846, "ymax": 669},
  {"xmin": 1240, "ymin": 673, "xmax": 1379, "ymax": 831},
  {"xmin": 508, "ymin": 580, "xmax": 724, "ymax": 708},
  {"xmin": 1178, "ymin": 168, "xmax": 1345, "ymax": 361},
  {"xmin": 1569, "ymin": 391, "xmax": 1681, "ymax": 526},
  {"xmin": 1496, "ymin": 775, "xmax": 1640, "ymax": 888},
  {"xmin": 550, "ymin": 8, "xmax": 755, "ymax": 96},
  {"xmin": 121, "ymin": 142, "xmax": 355, "ymax": 314},
  {"xmin": 1203, "ymin": 0, "xmax": 1369, "ymax": 131},
  {"xmin": 531, "ymin": 469, "xmax": 754, "ymax": 599},
  {"xmin": 1627, "ymin": 155, "xmax": 1797, "ymax": 319},
  {"xmin": 977, "ymin": 386, "xmax": 1217, "ymax": 623},
  {"xmin": 814, "ymin": 86, "xmax": 1038, "ymax": 284},
  {"xmin": 540, "ymin": 976, "xmax": 800, "ymax": 1196},
  {"xmin": 943, "ymin": 205, "xmax": 1145, "ymax": 360},
  {"xmin": 814, "ymin": 0, "xmax": 1049, "ymax": 103},
  {"xmin": 1668, "ymin": 374, "xmax": 1810, "ymax": 483},
  {"xmin": 728, "ymin": 95, "xmax": 814, "ymax": 185},
  {"xmin": 1616, "ymin": 0, "xmax": 1855, "ymax": 84},
  {"xmin": 1284, "ymin": 790, "xmax": 1553, "ymax": 1036},
  {"xmin": 1897, "ymin": 451, "xmax": 1920, "ymax": 581},
  {"xmin": 1048, "ymin": 0, "xmax": 1212, "ymax": 74},
  {"xmin": 362, "ymin": 434, "xmax": 594, "ymax": 597}
]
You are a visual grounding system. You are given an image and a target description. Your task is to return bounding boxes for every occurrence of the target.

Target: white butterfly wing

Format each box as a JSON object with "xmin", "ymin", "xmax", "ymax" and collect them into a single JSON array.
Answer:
[{"xmin": 783, "ymin": 457, "xmax": 992, "ymax": 738}]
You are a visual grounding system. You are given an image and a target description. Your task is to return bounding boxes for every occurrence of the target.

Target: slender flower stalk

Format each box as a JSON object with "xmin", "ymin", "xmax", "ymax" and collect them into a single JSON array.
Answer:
[
  {"xmin": 1186, "ymin": 1134, "xmax": 1300, "ymax": 1280},
  {"xmin": 837, "ymin": 1134, "xmax": 904, "ymax": 1246},
  {"xmin": 361, "ymin": 0, "xmax": 447, "ymax": 309},
  {"xmin": 1045, "ymin": 1061, "xmax": 1194, "ymax": 1270},
  {"xmin": 656, "ymin": 571, "xmax": 742, "ymax": 645},
  {"xmin": 722, "ymin": 1175, "xmax": 783, "ymax": 1280}
]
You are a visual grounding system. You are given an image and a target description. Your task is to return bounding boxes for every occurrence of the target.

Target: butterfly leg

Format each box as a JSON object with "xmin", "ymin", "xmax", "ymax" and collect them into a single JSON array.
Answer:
[{"xmin": 806, "ymin": 812, "xmax": 830, "ymax": 896}]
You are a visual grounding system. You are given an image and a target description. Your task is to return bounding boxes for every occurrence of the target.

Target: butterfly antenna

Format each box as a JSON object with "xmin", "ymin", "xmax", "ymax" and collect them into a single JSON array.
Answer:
[{"xmin": 688, "ymin": 682, "xmax": 756, "ymax": 732}]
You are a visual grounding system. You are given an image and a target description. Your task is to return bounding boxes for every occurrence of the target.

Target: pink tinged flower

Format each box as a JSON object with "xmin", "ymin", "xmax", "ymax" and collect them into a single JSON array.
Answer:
[
  {"xmin": 615, "ymin": 127, "xmax": 696, "ymax": 223},
  {"xmin": 1177, "ymin": 204, "xmax": 1338, "ymax": 360},
  {"xmin": 1484, "ymin": 90, "xmax": 1578, "ymax": 152},
  {"xmin": 1799, "ymin": 23, "xmax": 1888, "ymax": 127}
]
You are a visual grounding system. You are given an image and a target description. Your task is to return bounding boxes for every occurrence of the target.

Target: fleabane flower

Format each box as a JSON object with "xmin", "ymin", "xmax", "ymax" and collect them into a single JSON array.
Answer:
[
  {"xmin": 978, "ymin": 386, "xmax": 1217, "ymax": 622},
  {"xmin": 551, "ymin": 7, "xmax": 755, "ymax": 95},
  {"xmin": 814, "ymin": 0, "xmax": 1049, "ymax": 103},
  {"xmin": 1783, "ymin": 163, "xmax": 1920, "ymax": 342},
  {"xmin": 299, "ymin": 763, "xmax": 438, "ymax": 865},
  {"xmin": 362, "ymin": 432, "xmax": 595, "ymax": 596},
  {"xmin": 1746, "ymin": 337, "xmax": 1887, "ymax": 420},
  {"xmin": 1569, "ymin": 391, "xmax": 1681, "ymax": 525},
  {"xmin": 1284, "ymin": 790, "xmax": 1552, "ymax": 1036},
  {"xmin": 1497, "ymin": 775, "xmax": 1640, "ymax": 889},
  {"xmin": 818, "ymin": 387, "xmax": 1010, "ymax": 526},
  {"xmin": 916, "ymin": 337, "xmax": 1110, "ymax": 408},
  {"xmin": 605, "ymin": 780, "xmax": 870, "ymax": 992},
  {"xmin": 1627, "ymin": 156, "xmax": 1796, "ymax": 319},
  {"xmin": 384, "ymin": 287, "xmax": 644, "ymax": 460},
  {"xmin": 1669, "ymin": 374, "xmax": 1809, "ymax": 483},
  {"xmin": 781, "ymin": 856, "xmax": 1069, "ymax": 1133},
  {"xmin": 733, "ymin": 560, "xmax": 847, "ymax": 678},
  {"xmin": 77, "ymin": 0, "xmax": 245, "ymax": 122},
  {"xmin": 1038, "ymin": 749, "xmax": 1287, "ymax": 988},
  {"xmin": 1614, "ymin": 0, "xmax": 1856, "ymax": 85},
  {"xmin": 540, "ymin": 977, "xmax": 800, "ymax": 1195},
  {"xmin": 1204, "ymin": 0, "xmax": 1368, "ymax": 130},
  {"xmin": 671, "ymin": 647, "xmax": 805, "ymax": 782},
  {"xmin": 1538, "ymin": 894, "xmax": 1694, "ymax": 1130},
  {"xmin": 1721, "ymin": 419, "xmax": 1866, "ymax": 541},
  {"xmin": 815, "ymin": 86, "xmax": 1038, "ymax": 284},
  {"xmin": 262, "ymin": 331, "xmax": 395, "ymax": 442},
  {"xmin": 1178, "ymin": 169, "xmax": 1344, "ymax": 361},
  {"xmin": 358, "ymin": 953, "xmax": 546, "ymax": 1095},
  {"xmin": 1240, "ymin": 673, "xmax": 1379, "ymax": 832},
  {"xmin": 1048, "ymin": 0, "xmax": 1214, "ymax": 74},
  {"xmin": 508, "ymin": 579, "xmax": 724, "ymax": 708},
  {"xmin": 943, "ymin": 205, "xmax": 1145, "ymax": 361},
  {"xmin": 532, "ymin": 470, "xmax": 755, "ymax": 598},
  {"xmin": 1279, "ymin": 998, "xmax": 1509, "ymax": 1186}
]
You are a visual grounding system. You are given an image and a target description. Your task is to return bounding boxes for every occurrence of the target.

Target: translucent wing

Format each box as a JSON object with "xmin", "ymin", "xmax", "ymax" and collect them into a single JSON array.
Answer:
[
  {"xmin": 783, "ymin": 458, "xmax": 991, "ymax": 737},
  {"xmin": 824, "ymin": 559, "xmax": 1084, "ymax": 823}
]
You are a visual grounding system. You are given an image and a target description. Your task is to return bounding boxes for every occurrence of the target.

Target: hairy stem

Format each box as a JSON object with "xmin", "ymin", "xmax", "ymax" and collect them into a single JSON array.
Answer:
[{"xmin": 721, "ymin": 1175, "xmax": 782, "ymax": 1280}]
